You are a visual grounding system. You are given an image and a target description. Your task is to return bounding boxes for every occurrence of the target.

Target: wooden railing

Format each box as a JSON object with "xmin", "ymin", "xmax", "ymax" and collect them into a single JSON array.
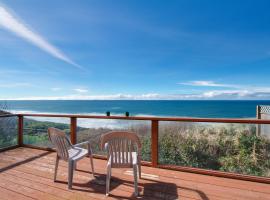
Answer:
[
  {"xmin": 18, "ymin": 113, "xmax": 270, "ymax": 169},
  {"xmin": 2, "ymin": 113, "xmax": 270, "ymax": 183}
]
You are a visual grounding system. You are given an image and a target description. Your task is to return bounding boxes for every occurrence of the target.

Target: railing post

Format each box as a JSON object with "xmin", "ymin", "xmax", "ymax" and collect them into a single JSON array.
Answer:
[
  {"xmin": 70, "ymin": 117, "xmax": 77, "ymax": 145},
  {"xmin": 256, "ymin": 105, "xmax": 261, "ymax": 136},
  {"xmin": 151, "ymin": 120, "xmax": 159, "ymax": 167},
  {"xmin": 18, "ymin": 115, "xmax": 23, "ymax": 146}
]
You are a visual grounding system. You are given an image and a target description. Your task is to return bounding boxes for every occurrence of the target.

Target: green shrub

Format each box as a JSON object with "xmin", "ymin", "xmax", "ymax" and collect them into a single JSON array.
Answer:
[{"xmin": 4, "ymin": 119, "xmax": 270, "ymax": 177}]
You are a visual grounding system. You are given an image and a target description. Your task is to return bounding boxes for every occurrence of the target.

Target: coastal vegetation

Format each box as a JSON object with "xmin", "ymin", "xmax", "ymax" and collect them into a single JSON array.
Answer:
[
  {"xmin": 0, "ymin": 115, "xmax": 270, "ymax": 177},
  {"xmin": 0, "ymin": 110, "xmax": 17, "ymax": 148},
  {"xmin": 158, "ymin": 122, "xmax": 270, "ymax": 176}
]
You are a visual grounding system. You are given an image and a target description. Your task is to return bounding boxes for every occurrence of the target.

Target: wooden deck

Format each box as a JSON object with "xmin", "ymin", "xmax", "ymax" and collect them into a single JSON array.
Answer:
[{"xmin": 0, "ymin": 147, "xmax": 270, "ymax": 200}]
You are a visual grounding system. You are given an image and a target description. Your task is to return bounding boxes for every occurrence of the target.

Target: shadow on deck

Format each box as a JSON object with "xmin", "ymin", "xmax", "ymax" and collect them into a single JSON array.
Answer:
[{"xmin": 0, "ymin": 147, "xmax": 269, "ymax": 200}]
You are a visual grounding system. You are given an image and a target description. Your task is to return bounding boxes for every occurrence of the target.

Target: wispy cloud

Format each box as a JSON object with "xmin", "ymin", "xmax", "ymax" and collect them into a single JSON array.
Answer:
[
  {"xmin": 0, "ymin": 5, "xmax": 82, "ymax": 69},
  {"xmin": 2, "ymin": 83, "xmax": 270, "ymax": 100},
  {"xmin": 0, "ymin": 93, "xmax": 160, "ymax": 100},
  {"xmin": 73, "ymin": 88, "xmax": 88, "ymax": 93},
  {"xmin": 3, "ymin": 89, "xmax": 270, "ymax": 100},
  {"xmin": 179, "ymin": 80, "xmax": 236, "ymax": 88},
  {"xmin": 197, "ymin": 90, "xmax": 266, "ymax": 99},
  {"xmin": 177, "ymin": 80, "xmax": 270, "ymax": 99}
]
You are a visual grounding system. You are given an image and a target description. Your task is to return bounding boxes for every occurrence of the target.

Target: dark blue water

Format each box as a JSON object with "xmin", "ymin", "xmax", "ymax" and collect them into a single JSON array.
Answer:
[{"xmin": 3, "ymin": 100, "xmax": 270, "ymax": 118}]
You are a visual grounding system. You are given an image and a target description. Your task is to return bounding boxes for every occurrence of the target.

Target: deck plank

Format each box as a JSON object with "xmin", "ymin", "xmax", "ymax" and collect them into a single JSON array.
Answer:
[
  {"xmin": 4, "ymin": 147, "xmax": 270, "ymax": 194},
  {"xmin": 0, "ymin": 147, "xmax": 270, "ymax": 200},
  {"xmin": 0, "ymin": 186, "xmax": 36, "ymax": 200}
]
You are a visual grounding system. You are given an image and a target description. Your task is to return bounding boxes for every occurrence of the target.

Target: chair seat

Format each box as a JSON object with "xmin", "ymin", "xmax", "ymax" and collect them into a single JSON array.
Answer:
[
  {"xmin": 109, "ymin": 152, "xmax": 137, "ymax": 167},
  {"xmin": 68, "ymin": 147, "xmax": 88, "ymax": 161}
]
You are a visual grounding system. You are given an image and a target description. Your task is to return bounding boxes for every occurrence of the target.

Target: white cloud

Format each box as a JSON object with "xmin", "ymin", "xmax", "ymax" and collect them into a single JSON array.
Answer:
[
  {"xmin": 0, "ymin": 5, "xmax": 82, "ymax": 69},
  {"xmin": 199, "ymin": 89, "xmax": 270, "ymax": 99},
  {"xmin": 0, "ymin": 93, "xmax": 167, "ymax": 100},
  {"xmin": 2, "ymin": 86, "xmax": 270, "ymax": 100},
  {"xmin": 179, "ymin": 80, "xmax": 236, "ymax": 88},
  {"xmin": 73, "ymin": 88, "xmax": 88, "ymax": 93},
  {"xmin": 178, "ymin": 80, "xmax": 270, "ymax": 99}
]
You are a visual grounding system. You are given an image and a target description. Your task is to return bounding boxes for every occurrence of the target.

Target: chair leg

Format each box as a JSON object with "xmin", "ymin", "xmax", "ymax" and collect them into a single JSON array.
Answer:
[
  {"xmin": 109, "ymin": 167, "xmax": 112, "ymax": 180},
  {"xmin": 89, "ymin": 154, "xmax": 95, "ymax": 177},
  {"xmin": 68, "ymin": 160, "xmax": 74, "ymax": 189},
  {"xmin": 133, "ymin": 164, "xmax": 139, "ymax": 196},
  {"xmin": 54, "ymin": 155, "xmax": 59, "ymax": 182},
  {"xmin": 88, "ymin": 143, "xmax": 95, "ymax": 177},
  {"xmin": 106, "ymin": 164, "xmax": 111, "ymax": 196},
  {"xmin": 138, "ymin": 162, "xmax": 141, "ymax": 179}
]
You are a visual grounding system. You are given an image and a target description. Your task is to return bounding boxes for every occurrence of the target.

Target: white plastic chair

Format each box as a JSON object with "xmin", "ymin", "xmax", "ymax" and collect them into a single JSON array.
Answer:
[
  {"xmin": 48, "ymin": 127, "xmax": 95, "ymax": 189},
  {"xmin": 100, "ymin": 131, "xmax": 142, "ymax": 196}
]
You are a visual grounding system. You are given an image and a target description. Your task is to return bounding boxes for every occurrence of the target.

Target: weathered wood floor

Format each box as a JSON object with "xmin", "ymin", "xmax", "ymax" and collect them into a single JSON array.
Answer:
[{"xmin": 0, "ymin": 147, "xmax": 269, "ymax": 200}]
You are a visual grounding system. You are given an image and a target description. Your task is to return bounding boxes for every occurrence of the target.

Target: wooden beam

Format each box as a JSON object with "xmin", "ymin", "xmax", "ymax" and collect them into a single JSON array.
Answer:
[
  {"xmin": 158, "ymin": 164, "xmax": 270, "ymax": 184},
  {"xmin": 0, "ymin": 145, "xmax": 20, "ymax": 153},
  {"xmin": 70, "ymin": 117, "xmax": 77, "ymax": 144},
  {"xmin": 18, "ymin": 115, "xmax": 23, "ymax": 146},
  {"xmin": 22, "ymin": 144, "xmax": 54, "ymax": 152},
  {"xmin": 18, "ymin": 113, "xmax": 270, "ymax": 124},
  {"xmin": 151, "ymin": 120, "xmax": 159, "ymax": 167}
]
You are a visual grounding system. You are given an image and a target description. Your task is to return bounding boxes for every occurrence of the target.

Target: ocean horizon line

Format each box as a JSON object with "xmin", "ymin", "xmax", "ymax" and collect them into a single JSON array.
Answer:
[
  {"xmin": 2, "ymin": 99, "xmax": 270, "ymax": 101},
  {"xmin": 2, "ymin": 100, "xmax": 269, "ymax": 119}
]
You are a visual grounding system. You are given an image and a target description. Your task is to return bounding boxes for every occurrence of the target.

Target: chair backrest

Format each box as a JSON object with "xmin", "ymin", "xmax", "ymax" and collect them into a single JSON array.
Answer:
[
  {"xmin": 48, "ymin": 127, "xmax": 72, "ymax": 161},
  {"xmin": 100, "ymin": 131, "xmax": 141, "ymax": 167}
]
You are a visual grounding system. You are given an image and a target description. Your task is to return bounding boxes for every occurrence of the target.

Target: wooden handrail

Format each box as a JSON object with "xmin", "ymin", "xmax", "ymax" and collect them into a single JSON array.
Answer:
[
  {"xmin": 8, "ymin": 112, "xmax": 270, "ymax": 184},
  {"xmin": 18, "ymin": 115, "xmax": 23, "ymax": 146},
  {"xmin": 20, "ymin": 113, "xmax": 270, "ymax": 168},
  {"xmin": 0, "ymin": 114, "xmax": 18, "ymax": 118},
  {"xmin": 151, "ymin": 120, "xmax": 159, "ymax": 167},
  {"xmin": 19, "ymin": 113, "xmax": 270, "ymax": 124},
  {"xmin": 70, "ymin": 117, "xmax": 77, "ymax": 144}
]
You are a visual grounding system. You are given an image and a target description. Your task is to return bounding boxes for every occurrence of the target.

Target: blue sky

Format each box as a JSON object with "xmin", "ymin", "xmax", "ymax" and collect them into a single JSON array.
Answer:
[{"xmin": 0, "ymin": 0, "xmax": 270, "ymax": 100}]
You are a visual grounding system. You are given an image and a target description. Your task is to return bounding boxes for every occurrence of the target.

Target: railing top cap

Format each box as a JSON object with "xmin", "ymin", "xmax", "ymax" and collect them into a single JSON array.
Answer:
[
  {"xmin": 16, "ymin": 113, "xmax": 270, "ymax": 124},
  {"xmin": 0, "ymin": 114, "xmax": 18, "ymax": 118}
]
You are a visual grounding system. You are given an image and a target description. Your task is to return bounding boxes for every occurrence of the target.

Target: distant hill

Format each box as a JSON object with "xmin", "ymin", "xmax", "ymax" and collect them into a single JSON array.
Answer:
[{"xmin": 0, "ymin": 110, "xmax": 12, "ymax": 115}]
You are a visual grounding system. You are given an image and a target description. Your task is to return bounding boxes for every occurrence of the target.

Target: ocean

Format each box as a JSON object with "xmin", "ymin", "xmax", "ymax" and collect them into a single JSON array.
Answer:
[
  {"xmin": 3, "ymin": 100, "xmax": 270, "ymax": 118},
  {"xmin": 2, "ymin": 100, "xmax": 270, "ymax": 129}
]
